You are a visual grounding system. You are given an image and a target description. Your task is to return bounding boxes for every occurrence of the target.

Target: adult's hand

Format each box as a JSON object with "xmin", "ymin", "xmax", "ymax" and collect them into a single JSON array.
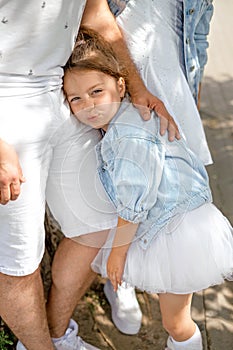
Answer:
[
  {"xmin": 0, "ymin": 139, "xmax": 25, "ymax": 205},
  {"xmin": 130, "ymin": 88, "xmax": 181, "ymax": 142}
]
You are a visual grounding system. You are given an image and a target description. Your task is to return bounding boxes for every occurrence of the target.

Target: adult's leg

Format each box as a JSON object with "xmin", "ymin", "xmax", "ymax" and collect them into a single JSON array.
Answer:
[
  {"xmin": 47, "ymin": 234, "xmax": 107, "ymax": 338},
  {"xmin": 44, "ymin": 99, "xmax": 120, "ymax": 348},
  {"xmin": 159, "ymin": 293, "xmax": 195, "ymax": 341},
  {"xmin": 0, "ymin": 93, "xmax": 59, "ymax": 349},
  {"xmin": 0, "ymin": 269, "xmax": 54, "ymax": 350},
  {"xmin": 46, "ymin": 109, "xmax": 117, "ymax": 338}
]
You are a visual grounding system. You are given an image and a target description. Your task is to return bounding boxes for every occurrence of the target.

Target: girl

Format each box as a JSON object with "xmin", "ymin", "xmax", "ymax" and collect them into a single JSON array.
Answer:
[{"xmin": 63, "ymin": 27, "xmax": 233, "ymax": 350}]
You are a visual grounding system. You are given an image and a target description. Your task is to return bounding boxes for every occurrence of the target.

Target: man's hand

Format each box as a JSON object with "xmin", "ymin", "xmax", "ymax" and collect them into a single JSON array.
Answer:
[
  {"xmin": 0, "ymin": 139, "xmax": 25, "ymax": 205},
  {"xmin": 131, "ymin": 89, "xmax": 181, "ymax": 142}
]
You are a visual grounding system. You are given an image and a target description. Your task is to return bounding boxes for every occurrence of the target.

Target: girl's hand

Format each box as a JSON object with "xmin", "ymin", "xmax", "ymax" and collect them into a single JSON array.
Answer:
[
  {"xmin": 130, "ymin": 89, "xmax": 181, "ymax": 142},
  {"xmin": 107, "ymin": 248, "xmax": 127, "ymax": 292}
]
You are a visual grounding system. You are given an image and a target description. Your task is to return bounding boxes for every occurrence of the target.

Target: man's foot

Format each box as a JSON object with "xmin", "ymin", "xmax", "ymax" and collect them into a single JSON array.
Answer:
[
  {"xmin": 16, "ymin": 341, "xmax": 54, "ymax": 350},
  {"xmin": 52, "ymin": 319, "xmax": 99, "ymax": 350},
  {"xmin": 104, "ymin": 279, "xmax": 142, "ymax": 335},
  {"xmin": 16, "ymin": 320, "xmax": 99, "ymax": 350},
  {"xmin": 16, "ymin": 342, "xmax": 27, "ymax": 350}
]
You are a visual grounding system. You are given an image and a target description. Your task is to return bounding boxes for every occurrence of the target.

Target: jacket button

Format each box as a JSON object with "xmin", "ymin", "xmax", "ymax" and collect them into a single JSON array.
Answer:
[
  {"xmin": 189, "ymin": 8, "xmax": 195, "ymax": 14},
  {"xmin": 144, "ymin": 239, "xmax": 147, "ymax": 244},
  {"xmin": 190, "ymin": 65, "xmax": 195, "ymax": 72},
  {"xmin": 186, "ymin": 38, "xmax": 190, "ymax": 45}
]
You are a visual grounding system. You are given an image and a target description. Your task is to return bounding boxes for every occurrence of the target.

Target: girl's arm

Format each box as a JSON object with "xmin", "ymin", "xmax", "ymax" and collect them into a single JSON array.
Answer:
[{"xmin": 107, "ymin": 217, "xmax": 138, "ymax": 291}]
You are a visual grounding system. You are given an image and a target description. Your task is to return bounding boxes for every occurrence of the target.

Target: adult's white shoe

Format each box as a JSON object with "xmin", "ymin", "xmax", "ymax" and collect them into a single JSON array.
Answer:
[
  {"xmin": 104, "ymin": 279, "xmax": 142, "ymax": 335},
  {"xmin": 16, "ymin": 319, "xmax": 100, "ymax": 350},
  {"xmin": 16, "ymin": 342, "xmax": 26, "ymax": 350},
  {"xmin": 53, "ymin": 319, "xmax": 100, "ymax": 350}
]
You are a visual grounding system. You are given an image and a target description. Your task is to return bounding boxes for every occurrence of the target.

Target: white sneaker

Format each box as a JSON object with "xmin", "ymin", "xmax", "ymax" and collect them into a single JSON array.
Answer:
[
  {"xmin": 165, "ymin": 327, "xmax": 203, "ymax": 350},
  {"xmin": 165, "ymin": 336, "xmax": 174, "ymax": 350},
  {"xmin": 16, "ymin": 342, "xmax": 26, "ymax": 350},
  {"xmin": 104, "ymin": 279, "xmax": 142, "ymax": 335},
  {"xmin": 16, "ymin": 320, "xmax": 99, "ymax": 350},
  {"xmin": 53, "ymin": 319, "xmax": 99, "ymax": 350}
]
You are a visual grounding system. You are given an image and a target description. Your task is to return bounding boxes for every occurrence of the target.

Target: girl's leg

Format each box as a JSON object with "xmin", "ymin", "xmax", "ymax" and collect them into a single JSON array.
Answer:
[
  {"xmin": 159, "ymin": 293, "xmax": 195, "ymax": 341},
  {"xmin": 159, "ymin": 293, "xmax": 202, "ymax": 349}
]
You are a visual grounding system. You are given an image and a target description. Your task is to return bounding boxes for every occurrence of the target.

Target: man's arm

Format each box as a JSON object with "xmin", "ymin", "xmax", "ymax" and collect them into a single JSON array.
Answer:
[{"xmin": 81, "ymin": 0, "xmax": 180, "ymax": 141}]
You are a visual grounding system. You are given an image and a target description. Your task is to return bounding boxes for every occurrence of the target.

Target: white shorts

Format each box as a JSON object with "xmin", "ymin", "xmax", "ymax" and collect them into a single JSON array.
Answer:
[{"xmin": 0, "ymin": 90, "xmax": 117, "ymax": 276}]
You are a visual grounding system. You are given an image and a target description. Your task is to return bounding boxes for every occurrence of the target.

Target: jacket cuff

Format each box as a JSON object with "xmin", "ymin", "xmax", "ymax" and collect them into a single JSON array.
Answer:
[{"xmin": 118, "ymin": 207, "xmax": 148, "ymax": 223}]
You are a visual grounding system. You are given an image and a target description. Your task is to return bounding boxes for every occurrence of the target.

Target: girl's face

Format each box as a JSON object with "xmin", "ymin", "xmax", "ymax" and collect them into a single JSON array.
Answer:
[{"xmin": 64, "ymin": 69, "xmax": 125, "ymax": 130}]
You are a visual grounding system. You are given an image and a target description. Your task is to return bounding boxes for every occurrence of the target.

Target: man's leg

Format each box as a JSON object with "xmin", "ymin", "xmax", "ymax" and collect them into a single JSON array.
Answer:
[
  {"xmin": 0, "ymin": 268, "xmax": 54, "ymax": 350},
  {"xmin": 46, "ymin": 236, "xmax": 103, "ymax": 338}
]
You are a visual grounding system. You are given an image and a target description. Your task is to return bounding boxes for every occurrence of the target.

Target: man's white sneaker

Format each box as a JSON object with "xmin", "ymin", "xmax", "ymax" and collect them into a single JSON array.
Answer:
[
  {"xmin": 53, "ymin": 319, "xmax": 99, "ymax": 350},
  {"xmin": 104, "ymin": 279, "xmax": 142, "ymax": 335},
  {"xmin": 16, "ymin": 342, "xmax": 26, "ymax": 350},
  {"xmin": 16, "ymin": 320, "xmax": 99, "ymax": 350}
]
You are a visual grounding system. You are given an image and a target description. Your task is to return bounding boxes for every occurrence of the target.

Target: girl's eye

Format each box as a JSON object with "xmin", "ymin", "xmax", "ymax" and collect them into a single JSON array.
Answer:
[
  {"xmin": 92, "ymin": 89, "xmax": 103, "ymax": 95},
  {"xmin": 70, "ymin": 96, "xmax": 81, "ymax": 103}
]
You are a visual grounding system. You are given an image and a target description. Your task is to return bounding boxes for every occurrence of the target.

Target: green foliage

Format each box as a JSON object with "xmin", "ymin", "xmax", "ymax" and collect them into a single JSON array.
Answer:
[
  {"xmin": 0, "ymin": 320, "xmax": 15, "ymax": 350},
  {"xmin": 0, "ymin": 330, "xmax": 14, "ymax": 350}
]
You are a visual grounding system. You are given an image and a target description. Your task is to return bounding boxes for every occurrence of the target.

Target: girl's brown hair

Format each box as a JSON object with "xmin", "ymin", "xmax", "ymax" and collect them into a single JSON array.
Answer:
[{"xmin": 65, "ymin": 26, "xmax": 128, "ymax": 86}]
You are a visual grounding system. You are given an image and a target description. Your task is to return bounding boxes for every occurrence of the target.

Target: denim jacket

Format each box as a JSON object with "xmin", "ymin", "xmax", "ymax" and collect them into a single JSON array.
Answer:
[
  {"xmin": 108, "ymin": 0, "xmax": 214, "ymax": 103},
  {"xmin": 96, "ymin": 102, "xmax": 212, "ymax": 250}
]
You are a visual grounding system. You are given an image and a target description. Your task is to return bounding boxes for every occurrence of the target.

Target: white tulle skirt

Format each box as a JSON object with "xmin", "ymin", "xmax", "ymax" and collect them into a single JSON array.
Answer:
[{"xmin": 92, "ymin": 204, "xmax": 233, "ymax": 294}]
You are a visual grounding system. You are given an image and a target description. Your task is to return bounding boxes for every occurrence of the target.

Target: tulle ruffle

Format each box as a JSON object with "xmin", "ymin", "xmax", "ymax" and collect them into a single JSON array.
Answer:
[{"xmin": 92, "ymin": 204, "xmax": 233, "ymax": 294}]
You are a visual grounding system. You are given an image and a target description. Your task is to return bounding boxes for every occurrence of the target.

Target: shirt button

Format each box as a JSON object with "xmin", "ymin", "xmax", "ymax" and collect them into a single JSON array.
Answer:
[
  {"xmin": 189, "ymin": 8, "xmax": 195, "ymax": 15},
  {"xmin": 190, "ymin": 65, "xmax": 195, "ymax": 72},
  {"xmin": 144, "ymin": 239, "xmax": 147, "ymax": 244}
]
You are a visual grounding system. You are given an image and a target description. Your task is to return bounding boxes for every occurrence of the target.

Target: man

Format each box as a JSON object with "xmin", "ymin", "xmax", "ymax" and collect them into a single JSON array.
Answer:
[{"xmin": 0, "ymin": 1, "xmax": 178, "ymax": 349}]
